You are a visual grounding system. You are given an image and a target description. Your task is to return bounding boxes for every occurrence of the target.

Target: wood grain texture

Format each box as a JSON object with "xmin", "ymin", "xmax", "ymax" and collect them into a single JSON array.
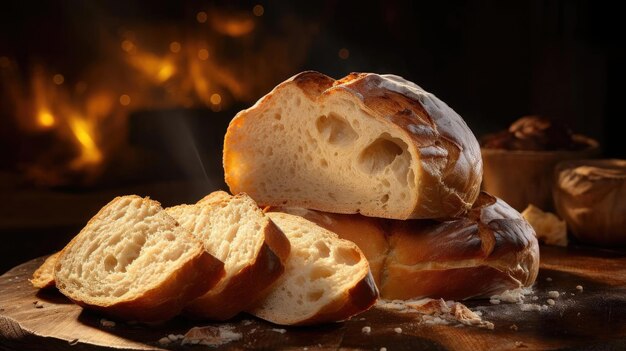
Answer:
[{"xmin": 1, "ymin": 246, "xmax": 626, "ymax": 351}]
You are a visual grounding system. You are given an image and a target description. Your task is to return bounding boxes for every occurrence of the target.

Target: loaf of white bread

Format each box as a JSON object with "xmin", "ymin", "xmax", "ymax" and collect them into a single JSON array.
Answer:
[
  {"xmin": 268, "ymin": 192, "xmax": 539, "ymax": 301},
  {"xmin": 224, "ymin": 71, "xmax": 483, "ymax": 220}
]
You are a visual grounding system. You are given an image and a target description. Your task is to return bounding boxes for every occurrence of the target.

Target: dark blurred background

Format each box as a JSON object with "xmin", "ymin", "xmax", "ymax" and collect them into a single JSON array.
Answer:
[{"xmin": 1, "ymin": 0, "xmax": 624, "ymax": 273}]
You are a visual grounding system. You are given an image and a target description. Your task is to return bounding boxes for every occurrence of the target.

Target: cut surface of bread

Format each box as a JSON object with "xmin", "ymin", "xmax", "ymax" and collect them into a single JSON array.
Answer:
[
  {"xmin": 270, "ymin": 192, "xmax": 539, "ymax": 301},
  {"xmin": 249, "ymin": 212, "xmax": 378, "ymax": 325},
  {"xmin": 166, "ymin": 192, "xmax": 290, "ymax": 320},
  {"xmin": 54, "ymin": 195, "xmax": 225, "ymax": 322},
  {"xmin": 224, "ymin": 71, "xmax": 483, "ymax": 220},
  {"xmin": 30, "ymin": 252, "xmax": 60, "ymax": 289}
]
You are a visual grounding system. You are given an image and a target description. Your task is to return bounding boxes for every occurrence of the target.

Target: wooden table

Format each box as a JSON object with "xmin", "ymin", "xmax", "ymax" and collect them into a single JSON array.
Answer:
[{"xmin": 1, "ymin": 246, "xmax": 625, "ymax": 351}]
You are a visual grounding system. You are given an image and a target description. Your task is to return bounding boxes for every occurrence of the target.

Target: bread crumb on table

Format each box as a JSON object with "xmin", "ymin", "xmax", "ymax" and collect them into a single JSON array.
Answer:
[
  {"xmin": 394, "ymin": 327, "xmax": 402, "ymax": 334},
  {"xmin": 490, "ymin": 299, "xmax": 501, "ymax": 305},
  {"xmin": 158, "ymin": 337, "xmax": 170, "ymax": 345},
  {"xmin": 271, "ymin": 328, "xmax": 286, "ymax": 334},
  {"xmin": 546, "ymin": 277, "xmax": 553, "ymax": 282},
  {"xmin": 547, "ymin": 299, "xmax": 555, "ymax": 306},
  {"xmin": 99, "ymin": 318, "xmax": 116, "ymax": 327},
  {"xmin": 548, "ymin": 291, "xmax": 560, "ymax": 298},
  {"xmin": 576, "ymin": 285, "xmax": 583, "ymax": 292},
  {"xmin": 380, "ymin": 348, "xmax": 387, "ymax": 351},
  {"xmin": 510, "ymin": 324, "xmax": 518, "ymax": 331},
  {"xmin": 361, "ymin": 326, "xmax": 371, "ymax": 334}
]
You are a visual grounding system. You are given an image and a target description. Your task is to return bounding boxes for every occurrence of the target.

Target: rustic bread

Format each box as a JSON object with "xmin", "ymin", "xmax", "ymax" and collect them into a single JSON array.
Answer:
[
  {"xmin": 166, "ymin": 192, "xmax": 290, "ymax": 320},
  {"xmin": 30, "ymin": 252, "xmax": 60, "ymax": 289},
  {"xmin": 248, "ymin": 212, "xmax": 378, "ymax": 325},
  {"xmin": 54, "ymin": 196, "xmax": 225, "ymax": 322},
  {"xmin": 224, "ymin": 71, "xmax": 482, "ymax": 220},
  {"xmin": 270, "ymin": 192, "xmax": 539, "ymax": 301}
]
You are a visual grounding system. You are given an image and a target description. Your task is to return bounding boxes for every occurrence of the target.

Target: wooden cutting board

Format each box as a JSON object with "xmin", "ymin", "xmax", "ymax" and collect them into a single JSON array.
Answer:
[{"xmin": 1, "ymin": 246, "xmax": 625, "ymax": 351}]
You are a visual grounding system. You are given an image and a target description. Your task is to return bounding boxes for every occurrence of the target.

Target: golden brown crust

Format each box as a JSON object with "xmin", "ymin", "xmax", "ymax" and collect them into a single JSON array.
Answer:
[
  {"xmin": 30, "ymin": 252, "xmax": 60, "ymax": 289},
  {"xmin": 184, "ymin": 218, "xmax": 290, "ymax": 321},
  {"xmin": 224, "ymin": 71, "xmax": 482, "ymax": 220},
  {"xmin": 71, "ymin": 251, "xmax": 225, "ymax": 323},
  {"xmin": 270, "ymin": 192, "xmax": 539, "ymax": 301},
  {"xmin": 294, "ymin": 271, "xmax": 378, "ymax": 326}
]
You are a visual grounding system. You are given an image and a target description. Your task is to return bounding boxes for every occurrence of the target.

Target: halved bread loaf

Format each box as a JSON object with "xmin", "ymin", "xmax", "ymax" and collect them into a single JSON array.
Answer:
[
  {"xmin": 248, "ymin": 212, "xmax": 378, "ymax": 325},
  {"xmin": 30, "ymin": 251, "xmax": 60, "ymax": 289},
  {"xmin": 224, "ymin": 71, "xmax": 483, "ymax": 220},
  {"xmin": 270, "ymin": 192, "xmax": 539, "ymax": 301},
  {"xmin": 54, "ymin": 196, "xmax": 225, "ymax": 322},
  {"xmin": 166, "ymin": 192, "xmax": 290, "ymax": 320}
]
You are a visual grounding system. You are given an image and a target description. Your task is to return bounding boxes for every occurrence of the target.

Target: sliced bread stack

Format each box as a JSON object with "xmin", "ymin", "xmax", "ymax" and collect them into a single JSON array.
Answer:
[{"xmin": 223, "ymin": 71, "xmax": 539, "ymax": 304}]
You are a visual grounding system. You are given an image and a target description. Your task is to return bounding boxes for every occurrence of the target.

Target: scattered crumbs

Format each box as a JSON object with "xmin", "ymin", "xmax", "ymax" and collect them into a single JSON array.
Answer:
[
  {"xmin": 576, "ymin": 285, "xmax": 583, "ymax": 292},
  {"xmin": 249, "ymin": 327, "xmax": 257, "ymax": 334},
  {"xmin": 271, "ymin": 328, "xmax": 287, "ymax": 334},
  {"xmin": 520, "ymin": 304, "xmax": 543, "ymax": 312},
  {"xmin": 34, "ymin": 301, "xmax": 44, "ymax": 309},
  {"xmin": 167, "ymin": 334, "xmax": 178, "ymax": 341},
  {"xmin": 531, "ymin": 296, "xmax": 539, "ymax": 301},
  {"xmin": 490, "ymin": 299, "xmax": 501, "ymax": 305},
  {"xmin": 547, "ymin": 299, "xmax": 555, "ymax": 306},
  {"xmin": 99, "ymin": 319, "xmax": 116, "ymax": 327},
  {"xmin": 158, "ymin": 337, "xmax": 171, "ymax": 345},
  {"xmin": 182, "ymin": 325, "xmax": 242, "ymax": 346},
  {"xmin": 510, "ymin": 324, "xmax": 518, "ymax": 331},
  {"xmin": 546, "ymin": 277, "xmax": 553, "ymax": 282},
  {"xmin": 541, "ymin": 305, "xmax": 549, "ymax": 309},
  {"xmin": 394, "ymin": 327, "xmax": 402, "ymax": 334},
  {"xmin": 380, "ymin": 348, "xmax": 388, "ymax": 351},
  {"xmin": 68, "ymin": 338, "xmax": 79, "ymax": 346},
  {"xmin": 378, "ymin": 298, "xmax": 493, "ymax": 329},
  {"xmin": 359, "ymin": 317, "xmax": 366, "ymax": 321},
  {"xmin": 362, "ymin": 326, "xmax": 372, "ymax": 334},
  {"xmin": 548, "ymin": 291, "xmax": 560, "ymax": 299},
  {"xmin": 242, "ymin": 319, "xmax": 253, "ymax": 326},
  {"xmin": 490, "ymin": 287, "xmax": 533, "ymax": 304}
]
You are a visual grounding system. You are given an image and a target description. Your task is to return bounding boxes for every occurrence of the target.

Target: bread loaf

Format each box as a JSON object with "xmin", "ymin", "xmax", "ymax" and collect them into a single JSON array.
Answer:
[
  {"xmin": 166, "ymin": 192, "xmax": 290, "ymax": 320},
  {"xmin": 224, "ymin": 71, "xmax": 482, "ymax": 220},
  {"xmin": 270, "ymin": 192, "xmax": 539, "ymax": 300},
  {"xmin": 249, "ymin": 212, "xmax": 378, "ymax": 325},
  {"xmin": 54, "ymin": 196, "xmax": 225, "ymax": 322}
]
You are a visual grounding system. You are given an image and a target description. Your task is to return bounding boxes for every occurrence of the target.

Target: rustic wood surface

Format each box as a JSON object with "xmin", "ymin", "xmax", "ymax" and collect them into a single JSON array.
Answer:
[{"xmin": 1, "ymin": 246, "xmax": 625, "ymax": 351}]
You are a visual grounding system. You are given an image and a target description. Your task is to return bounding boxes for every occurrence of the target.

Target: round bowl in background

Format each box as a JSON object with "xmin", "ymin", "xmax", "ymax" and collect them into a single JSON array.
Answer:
[
  {"xmin": 481, "ymin": 135, "xmax": 599, "ymax": 212},
  {"xmin": 553, "ymin": 159, "xmax": 626, "ymax": 246}
]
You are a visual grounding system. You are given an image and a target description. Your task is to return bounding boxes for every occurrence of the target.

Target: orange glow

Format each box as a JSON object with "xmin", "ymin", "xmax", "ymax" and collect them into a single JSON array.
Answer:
[
  {"xmin": 211, "ymin": 14, "xmax": 255, "ymax": 37},
  {"xmin": 121, "ymin": 40, "xmax": 135, "ymax": 53},
  {"xmin": 169, "ymin": 41, "xmax": 181, "ymax": 53},
  {"xmin": 196, "ymin": 11, "xmax": 208, "ymax": 23},
  {"xmin": 210, "ymin": 93, "xmax": 221, "ymax": 105},
  {"xmin": 69, "ymin": 117, "xmax": 102, "ymax": 166},
  {"xmin": 127, "ymin": 53, "xmax": 175, "ymax": 83},
  {"xmin": 198, "ymin": 49, "xmax": 209, "ymax": 61},
  {"xmin": 52, "ymin": 74, "xmax": 64, "ymax": 85},
  {"xmin": 38, "ymin": 110, "xmax": 55, "ymax": 127},
  {"xmin": 119, "ymin": 94, "xmax": 131, "ymax": 106}
]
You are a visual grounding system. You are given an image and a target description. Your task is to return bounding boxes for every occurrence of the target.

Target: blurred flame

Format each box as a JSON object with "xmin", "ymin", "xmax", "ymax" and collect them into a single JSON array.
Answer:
[
  {"xmin": 127, "ymin": 52, "xmax": 175, "ymax": 83},
  {"xmin": 210, "ymin": 13, "xmax": 255, "ymax": 37},
  {"xmin": 69, "ymin": 117, "xmax": 102, "ymax": 167},
  {"xmin": 38, "ymin": 110, "xmax": 55, "ymax": 127}
]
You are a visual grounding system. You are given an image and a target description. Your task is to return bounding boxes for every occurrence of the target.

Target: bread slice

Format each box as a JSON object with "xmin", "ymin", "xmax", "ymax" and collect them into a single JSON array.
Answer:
[
  {"xmin": 30, "ymin": 252, "xmax": 60, "ymax": 289},
  {"xmin": 248, "ymin": 212, "xmax": 378, "ymax": 325},
  {"xmin": 224, "ymin": 71, "xmax": 483, "ymax": 220},
  {"xmin": 54, "ymin": 195, "xmax": 225, "ymax": 323},
  {"xmin": 166, "ymin": 192, "xmax": 290, "ymax": 320}
]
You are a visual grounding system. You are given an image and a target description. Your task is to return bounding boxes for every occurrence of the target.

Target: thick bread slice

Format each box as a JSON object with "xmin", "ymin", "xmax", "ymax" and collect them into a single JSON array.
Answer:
[
  {"xmin": 270, "ymin": 192, "xmax": 539, "ymax": 301},
  {"xmin": 30, "ymin": 252, "xmax": 60, "ymax": 289},
  {"xmin": 166, "ymin": 192, "xmax": 290, "ymax": 320},
  {"xmin": 249, "ymin": 212, "xmax": 378, "ymax": 325},
  {"xmin": 54, "ymin": 196, "xmax": 225, "ymax": 322},
  {"xmin": 224, "ymin": 71, "xmax": 482, "ymax": 220}
]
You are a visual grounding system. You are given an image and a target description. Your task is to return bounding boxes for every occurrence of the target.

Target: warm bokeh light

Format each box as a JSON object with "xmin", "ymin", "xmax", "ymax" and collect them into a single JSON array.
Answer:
[
  {"xmin": 196, "ymin": 11, "xmax": 208, "ymax": 23},
  {"xmin": 253, "ymin": 5, "xmax": 264, "ymax": 16},
  {"xmin": 37, "ymin": 110, "xmax": 55, "ymax": 127},
  {"xmin": 211, "ymin": 15, "xmax": 255, "ymax": 37},
  {"xmin": 121, "ymin": 40, "xmax": 135, "ymax": 53},
  {"xmin": 52, "ymin": 74, "xmax": 64, "ymax": 85},
  {"xmin": 169, "ymin": 41, "xmax": 181, "ymax": 53},
  {"xmin": 119, "ymin": 94, "xmax": 131, "ymax": 106},
  {"xmin": 338, "ymin": 48, "xmax": 350, "ymax": 59},
  {"xmin": 210, "ymin": 93, "xmax": 222, "ymax": 105},
  {"xmin": 198, "ymin": 49, "xmax": 209, "ymax": 61}
]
